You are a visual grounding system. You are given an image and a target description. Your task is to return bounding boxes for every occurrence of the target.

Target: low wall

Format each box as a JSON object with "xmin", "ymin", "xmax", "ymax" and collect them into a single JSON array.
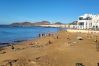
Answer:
[{"xmin": 67, "ymin": 29, "xmax": 99, "ymax": 34}]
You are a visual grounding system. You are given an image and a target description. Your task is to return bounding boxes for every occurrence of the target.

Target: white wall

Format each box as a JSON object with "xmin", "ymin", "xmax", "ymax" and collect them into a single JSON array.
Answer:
[{"xmin": 77, "ymin": 14, "xmax": 99, "ymax": 29}]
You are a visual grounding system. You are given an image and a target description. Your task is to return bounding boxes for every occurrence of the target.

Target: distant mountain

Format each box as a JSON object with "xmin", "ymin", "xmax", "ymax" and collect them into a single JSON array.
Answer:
[
  {"xmin": 34, "ymin": 21, "xmax": 50, "ymax": 25},
  {"xmin": 54, "ymin": 22, "xmax": 63, "ymax": 25},
  {"xmin": 69, "ymin": 21, "xmax": 78, "ymax": 25},
  {"xmin": 10, "ymin": 22, "xmax": 33, "ymax": 26},
  {"xmin": 10, "ymin": 21, "xmax": 50, "ymax": 26}
]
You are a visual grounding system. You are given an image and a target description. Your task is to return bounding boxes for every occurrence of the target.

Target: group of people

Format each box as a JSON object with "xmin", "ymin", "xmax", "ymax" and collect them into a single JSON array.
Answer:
[{"xmin": 38, "ymin": 33, "xmax": 55, "ymax": 38}]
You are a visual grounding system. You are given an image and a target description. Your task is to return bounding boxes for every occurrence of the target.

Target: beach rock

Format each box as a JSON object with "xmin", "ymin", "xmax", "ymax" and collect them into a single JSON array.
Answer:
[
  {"xmin": 72, "ymin": 41, "xmax": 77, "ymax": 44},
  {"xmin": 3, "ymin": 59, "xmax": 17, "ymax": 63},
  {"xmin": 0, "ymin": 65, "xmax": 5, "ymax": 66},
  {"xmin": 2, "ymin": 59, "xmax": 18, "ymax": 66},
  {"xmin": 35, "ymin": 57, "xmax": 40, "ymax": 60},
  {"xmin": 31, "ymin": 45, "xmax": 43, "ymax": 48},
  {"xmin": 0, "ymin": 51, "xmax": 6, "ymax": 54},
  {"xmin": 56, "ymin": 36, "xmax": 59, "ymax": 39},
  {"xmin": 48, "ymin": 40, "xmax": 52, "ymax": 44},
  {"xmin": 94, "ymin": 39, "xmax": 98, "ymax": 42},
  {"xmin": 0, "ymin": 47, "xmax": 4, "ymax": 51},
  {"xmin": 10, "ymin": 45, "xmax": 15, "ymax": 50},
  {"xmin": 76, "ymin": 63, "xmax": 85, "ymax": 66},
  {"xmin": 15, "ymin": 57, "xmax": 38, "ymax": 66},
  {"xmin": 77, "ymin": 36, "xmax": 83, "ymax": 40},
  {"xmin": 67, "ymin": 38, "xmax": 70, "ymax": 40},
  {"xmin": 15, "ymin": 48, "xmax": 24, "ymax": 51},
  {"xmin": 45, "ymin": 40, "xmax": 53, "ymax": 46}
]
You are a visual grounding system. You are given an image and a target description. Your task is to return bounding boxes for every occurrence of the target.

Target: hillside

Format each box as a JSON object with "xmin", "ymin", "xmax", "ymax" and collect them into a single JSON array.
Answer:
[
  {"xmin": 54, "ymin": 22, "xmax": 63, "ymax": 25},
  {"xmin": 10, "ymin": 21, "xmax": 50, "ymax": 26},
  {"xmin": 69, "ymin": 21, "xmax": 78, "ymax": 25}
]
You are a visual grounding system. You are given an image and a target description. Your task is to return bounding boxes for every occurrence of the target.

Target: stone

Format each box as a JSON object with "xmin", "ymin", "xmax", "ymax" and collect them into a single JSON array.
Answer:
[{"xmin": 77, "ymin": 36, "xmax": 83, "ymax": 40}]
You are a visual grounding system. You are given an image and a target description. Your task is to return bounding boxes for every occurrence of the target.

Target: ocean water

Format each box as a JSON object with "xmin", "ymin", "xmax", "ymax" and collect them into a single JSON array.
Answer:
[{"xmin": 0, "ymin": 26, "xmax": 59, "ymax": 43}]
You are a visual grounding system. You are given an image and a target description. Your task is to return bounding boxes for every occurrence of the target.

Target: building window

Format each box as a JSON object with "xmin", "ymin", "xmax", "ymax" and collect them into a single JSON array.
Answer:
[
  {"xmin": 90, "ymin": 23, "xmax": 92, "ymax": 26},
  {"xmin": 86, "ymin": 22, "xmax": 87, "ymax": 25},
  {"xmin": 79, "ymin": 17, "xmax": 92, "ymax": 20},
  {"xmin": 96, "ymin": 26, "xmax": 98, "ymax": 28},
  {"xmin": 86, "ymin": 17, "xmax": 92, "ymax": 20},
  {"xmin": 79, "ymin": 17, "xmax": 83, "ymax": 20},
  {"xmin": 79, "ymin": 22, "xmax": 84, "ymax": 25}
]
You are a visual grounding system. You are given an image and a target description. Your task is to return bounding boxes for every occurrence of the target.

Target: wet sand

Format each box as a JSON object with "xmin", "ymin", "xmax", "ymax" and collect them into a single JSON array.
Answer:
[{"xmin": 0, "ymin": 30, "xmax": 99, "ymax": 66}]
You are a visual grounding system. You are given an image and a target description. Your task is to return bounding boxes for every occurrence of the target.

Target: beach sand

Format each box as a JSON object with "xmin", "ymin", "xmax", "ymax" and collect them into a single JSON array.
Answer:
[{"xmin": 0, "ymin": 30, "xmax": 99, "ymax": 66}]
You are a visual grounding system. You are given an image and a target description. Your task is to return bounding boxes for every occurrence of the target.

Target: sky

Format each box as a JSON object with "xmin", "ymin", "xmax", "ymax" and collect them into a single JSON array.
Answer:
[{"xmin": 0, "ymin": 0, "xmax": 99, "ymax": 24}]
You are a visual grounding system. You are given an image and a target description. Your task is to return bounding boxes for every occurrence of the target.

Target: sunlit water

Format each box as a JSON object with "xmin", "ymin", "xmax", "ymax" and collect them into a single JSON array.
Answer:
[{"xmin": 0, "ymin": 26, "xmax": 59, "ymax": 43}]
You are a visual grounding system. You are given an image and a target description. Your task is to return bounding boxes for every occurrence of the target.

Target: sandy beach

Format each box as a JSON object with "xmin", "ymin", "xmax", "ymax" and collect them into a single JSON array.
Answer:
[{"xmin": 0, "ymin": 30, "xmax": 99, "ymax": 66}]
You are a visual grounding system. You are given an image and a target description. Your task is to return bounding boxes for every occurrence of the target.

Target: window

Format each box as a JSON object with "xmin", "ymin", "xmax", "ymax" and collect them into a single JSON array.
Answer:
[
  {"xmin": 79, "ymin": 17, "xmax": 92, "ymax": 20},
  {"xmin": 79, "ymin": 22, "xmax": 84, "ymax": 25},
  {"xmin": 79, "ymin": 17, "xmax": 83, "ymax": 20},
  {"xmin": 86, "ymin": 17, "xmax": 92, "ymax": 20}
]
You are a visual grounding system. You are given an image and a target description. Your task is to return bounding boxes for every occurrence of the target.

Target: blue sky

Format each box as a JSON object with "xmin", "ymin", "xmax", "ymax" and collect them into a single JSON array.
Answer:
[{"xmin": 0, "ymin": 0, "xmax": 99, "ymax": 24}]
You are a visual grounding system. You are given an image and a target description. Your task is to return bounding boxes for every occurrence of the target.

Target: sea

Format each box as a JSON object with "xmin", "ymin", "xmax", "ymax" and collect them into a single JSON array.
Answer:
[{"xmin": 0, "ymin": 25, "xmax": 60, "ymax": 44}]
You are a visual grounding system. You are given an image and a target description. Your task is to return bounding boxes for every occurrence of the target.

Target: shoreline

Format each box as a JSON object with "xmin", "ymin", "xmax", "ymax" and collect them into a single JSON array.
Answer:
[
  {"xmin": 0, "ymin": 29, "xmax": 98, "ymax": 48},
  {"xmin": 0, "ymin": 26, "xmax": 60, "ymax": 45},
  {"xmin": 0, "ymin": 31, "xmax": 59, "ymax": 47}
]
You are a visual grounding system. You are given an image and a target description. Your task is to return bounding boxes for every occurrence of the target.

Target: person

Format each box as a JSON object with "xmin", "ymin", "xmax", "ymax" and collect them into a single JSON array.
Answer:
[
  {"xmin": 42, "ymin": 33, "xmax": 44, "ymax": 37},
  {"xmin": 38, "ymin": 34, "xmax": 41, "ymax": 37}
]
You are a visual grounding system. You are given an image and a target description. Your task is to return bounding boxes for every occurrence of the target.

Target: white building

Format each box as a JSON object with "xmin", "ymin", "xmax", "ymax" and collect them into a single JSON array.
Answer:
[{"xmin": 77, "ymin": 14, "xmax": 99, "ymax": 30}]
